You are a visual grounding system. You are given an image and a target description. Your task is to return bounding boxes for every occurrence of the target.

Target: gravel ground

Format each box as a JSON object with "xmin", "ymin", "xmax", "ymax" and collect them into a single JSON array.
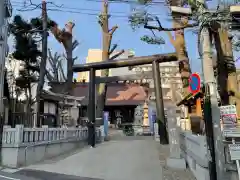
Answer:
[{"xmin": 158, "ymin": 144, "xmax": 196, "ymax": 180}]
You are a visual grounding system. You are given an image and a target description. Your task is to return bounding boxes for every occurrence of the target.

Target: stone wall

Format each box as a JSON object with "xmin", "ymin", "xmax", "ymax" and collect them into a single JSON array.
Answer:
[{"xmin": 1, "ymin": 125, "xmax": 101, "ymax": 168}]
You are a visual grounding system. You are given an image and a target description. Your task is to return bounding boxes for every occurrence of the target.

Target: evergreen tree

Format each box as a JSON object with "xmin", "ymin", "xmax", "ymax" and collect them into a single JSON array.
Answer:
[
  {"xmin": 129, "ymin": 1, "xmax": 193, "ymax": 97},
  {"xmin": 10, "ymin": 15, "xmax": 42, "ymax": 111}
]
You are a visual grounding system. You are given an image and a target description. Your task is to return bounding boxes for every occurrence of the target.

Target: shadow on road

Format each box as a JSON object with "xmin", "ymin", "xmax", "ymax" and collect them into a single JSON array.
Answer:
[{"xmin": 15, "ymin": 169, "xmax": 104, "ymax": 180}]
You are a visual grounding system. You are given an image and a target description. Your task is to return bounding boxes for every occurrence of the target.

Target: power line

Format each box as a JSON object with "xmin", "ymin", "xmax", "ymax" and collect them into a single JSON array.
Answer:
[
  {"xmin": 11, "ymin": 0, "xmax": 166, "ymax": 5},
  {"xmin": 11, "ymin": 2, "xmax": 167, "ymax": 18},
  {"xmin": 10, "ymin": 4, "xmax": 189, "ymax": 26},
  {"xmin": 11, "ymin": 0, "xmax": 167, "ymax": 15},
  {"xmin": 11, "ymin": 4, "xmax": 129, "ymax": 18}
]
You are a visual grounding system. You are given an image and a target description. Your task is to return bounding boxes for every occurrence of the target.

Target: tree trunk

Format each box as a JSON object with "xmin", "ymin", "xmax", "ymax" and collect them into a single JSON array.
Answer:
[
  {"xmin": 96, "ymin": 1, "xmax": 122, "ymax": 121},
  {"xmin": 96, "ymin": 51, "xmax": 108, "ymax": 119},
  {"xmin": 225, "ymin": 32, "xmax": 240, "ymax": 117},
  {"xmin": 96, "ymin": 1, "xmax": 110, "ymax": 120},
  {"xmin": 27, "ymin": 82, "xmax": 32, "ymax": 125},
  {"xmin": 65, "ymin": 38, "xmax": 74, "ymax": 92},
  {"xmin": 167, "ymin": 18, "xmax": 191, "ymax": 97},
  {"xmin": 50, "ymin": 22, "xmax": 75, "ymax": 93},
  {"xmin": 214, "ymin": 29, "xmax": 228, "ymax": 105},
  {"xmin": 214, "ymin": 25, "xmax": 240, "ymax": 117}
]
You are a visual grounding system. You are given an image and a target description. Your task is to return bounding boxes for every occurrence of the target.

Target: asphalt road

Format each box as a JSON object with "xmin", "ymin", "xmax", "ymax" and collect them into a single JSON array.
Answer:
[
  {"xmin": 0, "ymin": 131, "xmax": 163, "ymax": 180},
  {"xmin": 0, "ymin": 170, "xmax": 104, "ymax": 180},
  {"xmin": 0, "ymin": 170, "xmax": 38, "ymax": 180},
  {"xmin": 19, "ymin": 136, "xmax": 162, "ymax": 180},
  {"xmin": 15, "ymin": 169, "xmax": 104, "ymax": 180},
  {"xmin": 0, "ymin": 169, "xmax": 104, "ymax": 180}
]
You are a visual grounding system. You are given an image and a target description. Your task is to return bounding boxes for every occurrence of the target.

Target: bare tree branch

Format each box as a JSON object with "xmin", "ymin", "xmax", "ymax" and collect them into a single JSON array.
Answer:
[
  {"xmin": 109, "ymin": 44, "xmax": 118, "ymax": 55},
  {"xmin": 48, "ymin": 49, "xmax": 55, "ymax": 68},
  {"xmin": 107, "ymin": 26, "xmax": 118, "ymax": 54},
  {"xmin": 58, "ymin": 62, "xmax": 67, "ymax": 82},
  {"xmin": 48, "ymin": 49, "xmax": 60, "ymax": 81},
  {"xmin": 46, "ymin": 70, "xmax": 54, "ymax": 82},
  {"xmin": 19, "ymin": 0, "xmax": 63, "ymax": 11},
  {"xmin": 73, "ymin": 56, "xmax": 78, "ymax": 63},
  {"xmin": 110, "ymin": 50, "xmax": 124, "ymax": 60},
  {"xmin": 72, "ymin": 40, "xmax": 79, "ymax": 51},
  {"xmin": 144, "ymin": 17, "xmax": 198, "ymax": 31},
  {"xmin": 144, "ymin": 22, "xmax": 198, "ymax": 31},
  {"xmin": 109, "ymin": 26, "xmax": 118, "ymax": 35}
]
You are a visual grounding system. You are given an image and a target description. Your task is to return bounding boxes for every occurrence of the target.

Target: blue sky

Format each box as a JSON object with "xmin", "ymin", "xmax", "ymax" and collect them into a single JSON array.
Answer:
[{"xmin": 10, "ymin": 0, "xmax": 236, "ymax": 77}]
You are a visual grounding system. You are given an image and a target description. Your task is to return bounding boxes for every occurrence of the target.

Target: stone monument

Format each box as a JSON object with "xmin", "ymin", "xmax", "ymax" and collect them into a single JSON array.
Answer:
[
  {"xmin": 166, "ymin": 105, "xmax": 186, "ymax": 169},
  {"xmin": 133, "ymin": 105, "xmax": 143, "ymax": 135}
]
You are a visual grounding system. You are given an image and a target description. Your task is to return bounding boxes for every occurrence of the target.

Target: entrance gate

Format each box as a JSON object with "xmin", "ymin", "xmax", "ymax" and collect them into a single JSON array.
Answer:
[{"xmin": 73, "ymin": 53, "xmax": 177, "ymax": 146}]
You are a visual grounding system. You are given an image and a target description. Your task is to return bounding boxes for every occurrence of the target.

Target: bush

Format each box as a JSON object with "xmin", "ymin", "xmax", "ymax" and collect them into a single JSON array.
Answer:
[{"xmin": 123, "ymin": 124, "xmax": 134, "ymax": 136}]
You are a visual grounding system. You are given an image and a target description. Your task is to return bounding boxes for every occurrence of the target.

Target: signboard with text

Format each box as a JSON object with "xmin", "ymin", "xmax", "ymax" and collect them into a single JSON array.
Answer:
[{"xmin": 219, "ymin": 105, "xmax": 237, "ymax": 126}]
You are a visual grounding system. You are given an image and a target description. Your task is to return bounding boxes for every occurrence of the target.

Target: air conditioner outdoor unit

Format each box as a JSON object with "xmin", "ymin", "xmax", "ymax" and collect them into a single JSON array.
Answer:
[
  {"xmin": 170, "ymin": 6, "xmax": 192, "ymax": 15},
  {"xmin": 229, "ymin": 5, "xmax": 240, "ymax": 30},
  {"xmin": 230, "ymin": 5, "xmax": 240, "ymax": 14}
]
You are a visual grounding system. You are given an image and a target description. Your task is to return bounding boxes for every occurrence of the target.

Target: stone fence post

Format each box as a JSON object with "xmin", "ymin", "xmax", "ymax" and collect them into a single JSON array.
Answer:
[
  {"xmin": 15, "ymin": 125, "xmax": 24, "ymax": 146},
  {"xmin": 154, "ymin": 123, "xmax": 160, "ymax": 141},
  {"xmin": 42, "ymin": 125, "xmax": 48, "ymax": 141}
]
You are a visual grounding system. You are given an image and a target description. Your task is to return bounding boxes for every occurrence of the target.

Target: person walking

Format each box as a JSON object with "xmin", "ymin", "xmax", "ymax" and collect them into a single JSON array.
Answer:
[{"xmin": 87, "ymin": 120, "xmax": 95, "ymax": 148}]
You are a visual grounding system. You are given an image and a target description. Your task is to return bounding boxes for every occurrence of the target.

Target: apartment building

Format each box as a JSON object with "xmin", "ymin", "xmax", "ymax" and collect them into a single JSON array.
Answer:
[
  {"xmin": 77, "ymin": 49, "xmax": 183, "ymax": 101},
  {"xmin": 77, "ymin": 49, "xmax": 134, "ymax": 82},
  {"xmin": 130, "ymin": 62, "xmax": 183, "ymax": 101}
]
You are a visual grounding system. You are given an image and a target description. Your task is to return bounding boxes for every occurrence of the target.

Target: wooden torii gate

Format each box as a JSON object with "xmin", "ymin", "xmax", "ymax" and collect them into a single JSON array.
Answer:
[{"xmin": 73, "ymin": 53, "xmax": 177, "ymax": 146}]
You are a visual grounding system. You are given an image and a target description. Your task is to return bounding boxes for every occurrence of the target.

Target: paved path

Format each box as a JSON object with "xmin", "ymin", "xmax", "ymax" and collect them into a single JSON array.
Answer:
[{"xmin": 15, "ymin": 136, "xmax": 162, "ymax": 180}]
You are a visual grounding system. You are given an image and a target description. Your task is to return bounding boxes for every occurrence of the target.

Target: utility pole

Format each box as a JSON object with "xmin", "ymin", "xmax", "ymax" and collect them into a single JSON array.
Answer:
[
  {"xmin": 201, "ymin": 27, "xmax": 225, "ymax": 180},
  {"xmin": 35, "ymin": 0, "xmax": 48, "ymax": 127},
  {"xmin": 0, "ymin": 0, "xmax": 11, "ymax": 119},
  {"xmin": 0, "ymin": 0, "xmax": 6, "ymax": 118}
]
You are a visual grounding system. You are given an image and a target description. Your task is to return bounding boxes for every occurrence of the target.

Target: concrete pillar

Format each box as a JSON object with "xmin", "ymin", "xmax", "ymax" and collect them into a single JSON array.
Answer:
[{"xmin": 166, "ymin": 106, "xmax": 186, "ymax": 169}]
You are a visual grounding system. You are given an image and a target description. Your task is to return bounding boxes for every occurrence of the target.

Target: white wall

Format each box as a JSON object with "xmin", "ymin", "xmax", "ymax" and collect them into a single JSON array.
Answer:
[{"xmin": 44, "ymin": 102, "xmax": 56, "ymax": 114}]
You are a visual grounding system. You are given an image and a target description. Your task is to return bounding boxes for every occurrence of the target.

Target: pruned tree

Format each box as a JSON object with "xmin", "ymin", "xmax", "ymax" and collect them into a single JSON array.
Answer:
[
  {"xmin": 50, "ymin": 21, "xmax": 78, "ymax": 92},
  {"xmin": 96, "ymin": 0, "xmax": 125, "ymax": 119},
  {"xmin": 190, "ymin": 0, "xmax": 240, "ymax": 115},
  {"xmin": 129, "ymin": 2, "xmax": 197, "ymax": 96},
  {"xmin": 213, "ymin": 25, "xmax": 240, "ymax": 116},
  {"xmin": 10, "ymin": 15, "xmax": 42, "ymax": 113},
  {"xmin": 46, "ymin": 49, "xmax": 67, "ymax": 82},
  {"xmin": 30, "ymin": 15, "xmax": 78, "ymax": 91},
  {"xmin": 129, "ymin": 9, "xmax": 165, "ymax": 45}
]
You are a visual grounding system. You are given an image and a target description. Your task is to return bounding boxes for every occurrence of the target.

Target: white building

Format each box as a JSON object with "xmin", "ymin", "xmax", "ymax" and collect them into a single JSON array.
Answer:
[{"xmin": 5, "ymin": 54, "xmax": 26, "ymax": 100}]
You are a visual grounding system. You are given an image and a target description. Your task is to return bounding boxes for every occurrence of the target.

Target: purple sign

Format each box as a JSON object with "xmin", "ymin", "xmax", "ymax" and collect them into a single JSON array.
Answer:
[{"xmin": 103, "ymin": 111, "xmax": 109, "ymax": 136}]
